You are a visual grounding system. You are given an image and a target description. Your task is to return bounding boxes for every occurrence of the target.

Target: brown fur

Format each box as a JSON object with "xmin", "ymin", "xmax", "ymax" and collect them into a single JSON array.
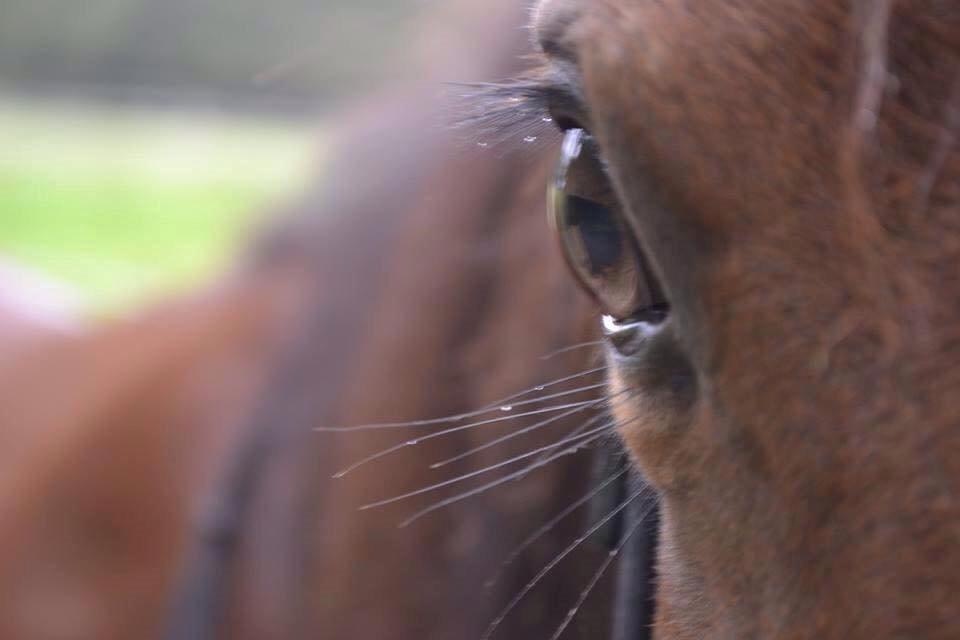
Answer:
[{"xmin": 532, "ymin": 0, "xmax": 960, "ymax": 638}]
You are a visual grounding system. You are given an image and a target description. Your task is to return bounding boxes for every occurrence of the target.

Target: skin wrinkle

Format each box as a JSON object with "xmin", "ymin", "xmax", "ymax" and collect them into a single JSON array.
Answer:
[{"xmin": 530, "ymin": 0, "xmax": 960, "ymax": 638}]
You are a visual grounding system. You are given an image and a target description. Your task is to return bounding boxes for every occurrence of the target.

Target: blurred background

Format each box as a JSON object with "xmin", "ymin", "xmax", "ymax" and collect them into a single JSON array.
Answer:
[
  {"xmin": 0, "ymin": 6, "xmax": 617, "ymax": 639},
  {"xmin": 0, "ymin": 0, "xmax": 433, "ymax": 315}
]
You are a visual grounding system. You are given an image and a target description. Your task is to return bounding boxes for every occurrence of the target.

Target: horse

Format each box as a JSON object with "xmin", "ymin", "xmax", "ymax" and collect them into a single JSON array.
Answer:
[
  {"xmin": 465, "ymin": 0, "xmax": 960, "ymax": 637},
  {"xmin": 0, "ymin": 1, "xmax": 631, "ymax": 638}
]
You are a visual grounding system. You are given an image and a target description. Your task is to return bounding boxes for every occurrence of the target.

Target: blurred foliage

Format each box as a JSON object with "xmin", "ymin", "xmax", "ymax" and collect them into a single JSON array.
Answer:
[
  {"xmin": 0, "ymin": 0, "xmax": 429, "ymax": 108},
  {"xmin": 0, "ymin": 99, "xmax": 317, "ymax": 313},
  {"xmin": 0, "ymin": 0, "xmax": 432, "ymax": 313}
]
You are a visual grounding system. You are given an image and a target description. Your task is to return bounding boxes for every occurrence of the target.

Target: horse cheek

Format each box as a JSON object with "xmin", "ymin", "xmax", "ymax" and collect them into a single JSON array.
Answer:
[{"xmin": 608, "ymin": 331, "xmax": 700, "ymax": 493}]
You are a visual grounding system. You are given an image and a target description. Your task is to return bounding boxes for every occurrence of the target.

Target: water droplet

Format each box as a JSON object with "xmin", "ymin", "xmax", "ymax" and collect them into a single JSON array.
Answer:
[
  {"xmin": 477, "ymin": 141, "xmax": 489, "ymax": 148},
  {"xmin": 541, "ymin": 116, "xmax": 553, "ymax": 123},
  {"xmin": 509, "ymin": 96, "xmax": 522, "ymax": 103},
  {"xmin": 332, "ymin": 471, "xmax": 346, "ymax": 479},
  {"xmin": 534, "ymin": 385, "xmax": 545, "ymax": 391},
  {"xmin": 406, "ymin": 439, "xmax": 419, "ymax": 446},
  {"xmin": 500, "ymin": 405, "xmax": 513, "ymax": 412},
  {"xmin": 523, "ymin": 136, "xmax": 537, "ymax": 143}
]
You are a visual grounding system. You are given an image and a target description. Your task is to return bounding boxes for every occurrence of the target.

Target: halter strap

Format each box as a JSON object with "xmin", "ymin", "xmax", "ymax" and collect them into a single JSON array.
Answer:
[
  {"xmin": 612, "ymin": 471, "xmax": 660, "ymax": 640},
  {"xmin": 162, "ymin": 406, "xmax": 282, "ymax": 640},
  {"xmin": 589, "ymin": 441, "xmax": 660, "ymax": 640}
]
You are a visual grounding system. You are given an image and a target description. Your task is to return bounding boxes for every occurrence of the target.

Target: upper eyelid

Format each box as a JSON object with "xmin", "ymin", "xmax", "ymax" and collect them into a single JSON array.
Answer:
[
  {"xmin": 532, "ymin": 2, "xmax": 583, "ymax": 66},
  {"xmin": 538, "ymin": 30, "xmax": 581, "ymax": 68}
]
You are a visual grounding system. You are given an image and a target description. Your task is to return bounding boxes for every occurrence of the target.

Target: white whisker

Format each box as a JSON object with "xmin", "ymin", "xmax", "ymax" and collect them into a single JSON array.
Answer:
[
  {"xmin": 432, "ymin": 387, "xmax": 631, "ymax": 470},
  {"xmin": 396, "ymin": 424, "xmax": 620, "ymax": 528},
  {"xmin": 315, "ymin": 365, "xmax": 608, "ymax": 432},
  {"xmin": 529, "ymin": 388, "xmax": 639, "ymax": 466},
  {"xmin": 540, "ymin": 340, "xmax": 606, "ymax": 361},
  {"xmin": 330, "ymin": 400, "xmax": 601, "ymax": 479},
  {"xmin": 453, "ymin": 381, "xmax": 605, "ymax": 416},
  {"xmin": 362, "ymin": 420, "xmax": 618, "ymax": 512},
  {"xmin": 547, "ymin": 506, "xmax": 654, "ymax": 640},
  {"xmin": 484, "ymin": 465, "xmax": 629, "ymax": 589},
  {"xmin": 429, "ymin": 398, "xmax": 605, "ymax": 470},
  {"xmin": 480, "ymin": 484, "xmax": 654, "ymax": 640}
]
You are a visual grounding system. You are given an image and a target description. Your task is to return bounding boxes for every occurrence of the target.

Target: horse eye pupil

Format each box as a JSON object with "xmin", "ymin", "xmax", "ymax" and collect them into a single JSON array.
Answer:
[{"xmin": 565, "ymin": 195, "xmax": 623, "ymax": 277}]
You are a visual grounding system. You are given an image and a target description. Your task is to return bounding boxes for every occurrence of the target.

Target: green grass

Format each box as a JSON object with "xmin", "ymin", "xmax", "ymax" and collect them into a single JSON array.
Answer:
[{"xmin": 0, "ymin": 98, "xmax": 317, "ymax": 314}]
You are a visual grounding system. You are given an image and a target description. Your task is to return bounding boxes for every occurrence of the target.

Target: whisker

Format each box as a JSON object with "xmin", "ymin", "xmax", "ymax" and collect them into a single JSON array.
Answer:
[
  {"xmin": 530, "ymin": 388, "xmax": 639, "ymax": 466},
  {"xmin": 361, "ymin": 420, "xmax": 618, "ymax": 512},
  {"xmin": 330, "ymin": 400, "xmax": 601, "ymax": 479},
  {"xmin": 477, "ymin": 365, "xmax": 607, "ymax": 412},
  {"xmin": 540, "ymin": 340, "xmax": 606, "ymax": 361},
  {"xmin": 484, "ymin": 465, "xmax": 630, "ymax": 589},
  {"xmin": 528, "ymin": 417, "xmax": 599, "ymax": 467},
  {"xmin": 435, "ymin": 387, "xmax": 635, "ymax": 470},
  {"xmin": 480, "ymin": 484, "xmax": 654, "ymax": 640},
  {"xmin": 453, "ymin": 381, "xmax": 606, "ymax": 416},
  {"xmin": 428, "ymin": 395, "xmax": 608, "ymax": 470},
  {"xmin": 547, "ymin": 507, "xmax": 654, "ymax": 640},
  {"xmin": 315, "ymin": 365, "xmax": 608, "ymax": 432},
  {"xmin": 397, "ymin": 424, "xmax": 620, "ymax": 528}
]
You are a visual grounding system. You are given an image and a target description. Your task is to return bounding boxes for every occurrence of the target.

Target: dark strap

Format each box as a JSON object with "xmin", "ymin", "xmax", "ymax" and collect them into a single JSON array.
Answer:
[
  {"xmin": 587, "ymin": 442, "xmax": 660, "ymax": 640},
  {"xmin": 612, "ymin": 471, "xmax": 659, "ymax": 640},
  {"xmin": 161, "ymin": 412, "xmax": 281, "ymax": 640}
]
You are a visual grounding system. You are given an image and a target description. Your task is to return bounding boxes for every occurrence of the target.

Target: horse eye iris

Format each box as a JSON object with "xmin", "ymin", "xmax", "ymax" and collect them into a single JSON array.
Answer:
[
  {"xmin": 564, "ymin": 195, "xmax": 624, "ymax": 276},
  {"xmin": 549, "ymin": 129, "xmax": 657, "ymax": 321}
]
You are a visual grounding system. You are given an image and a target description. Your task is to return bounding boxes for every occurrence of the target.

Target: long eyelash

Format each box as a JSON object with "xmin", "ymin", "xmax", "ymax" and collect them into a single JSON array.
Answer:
[{"xmin": 449, "ymin": 71, "xmax": 562, "ymax": 147}]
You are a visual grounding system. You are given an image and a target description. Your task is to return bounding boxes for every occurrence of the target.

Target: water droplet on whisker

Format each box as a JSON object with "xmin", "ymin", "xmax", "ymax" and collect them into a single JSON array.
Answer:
[
  {"xmin": 500, "ymin": 405, "xmax": 513, "ymax": 412},
  {"xmin": 477, "ymin": 141, "xmax": 489, "ymax": 148},
  {"xmin": 542, "ymin": 116, "xmax": 553, "ymax": 122},
  {"xmin": 523, "ymin": 135, "xmax": 537, "ymax": 143}
]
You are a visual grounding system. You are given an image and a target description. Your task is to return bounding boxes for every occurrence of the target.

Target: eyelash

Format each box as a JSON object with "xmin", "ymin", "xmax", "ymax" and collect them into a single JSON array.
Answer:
[
  {"xmin": 452, "ymin": 71, "xmax": 584, "ymax": 146},
  {"xmin": 453, "ymin": 78, "xmax": 554, "ymax": 139}
]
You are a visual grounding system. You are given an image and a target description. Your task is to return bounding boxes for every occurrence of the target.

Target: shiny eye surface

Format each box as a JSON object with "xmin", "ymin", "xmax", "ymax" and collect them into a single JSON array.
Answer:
[{"xmin": 549, "ymin": 129, "xmax": 666, "ymax": 322}]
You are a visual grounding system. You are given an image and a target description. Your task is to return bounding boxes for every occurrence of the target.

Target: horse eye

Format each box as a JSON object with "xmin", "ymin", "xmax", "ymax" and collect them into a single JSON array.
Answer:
[{"xmin": 549, "ymin": 129, "xmax": 664, "ymax": 321}]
